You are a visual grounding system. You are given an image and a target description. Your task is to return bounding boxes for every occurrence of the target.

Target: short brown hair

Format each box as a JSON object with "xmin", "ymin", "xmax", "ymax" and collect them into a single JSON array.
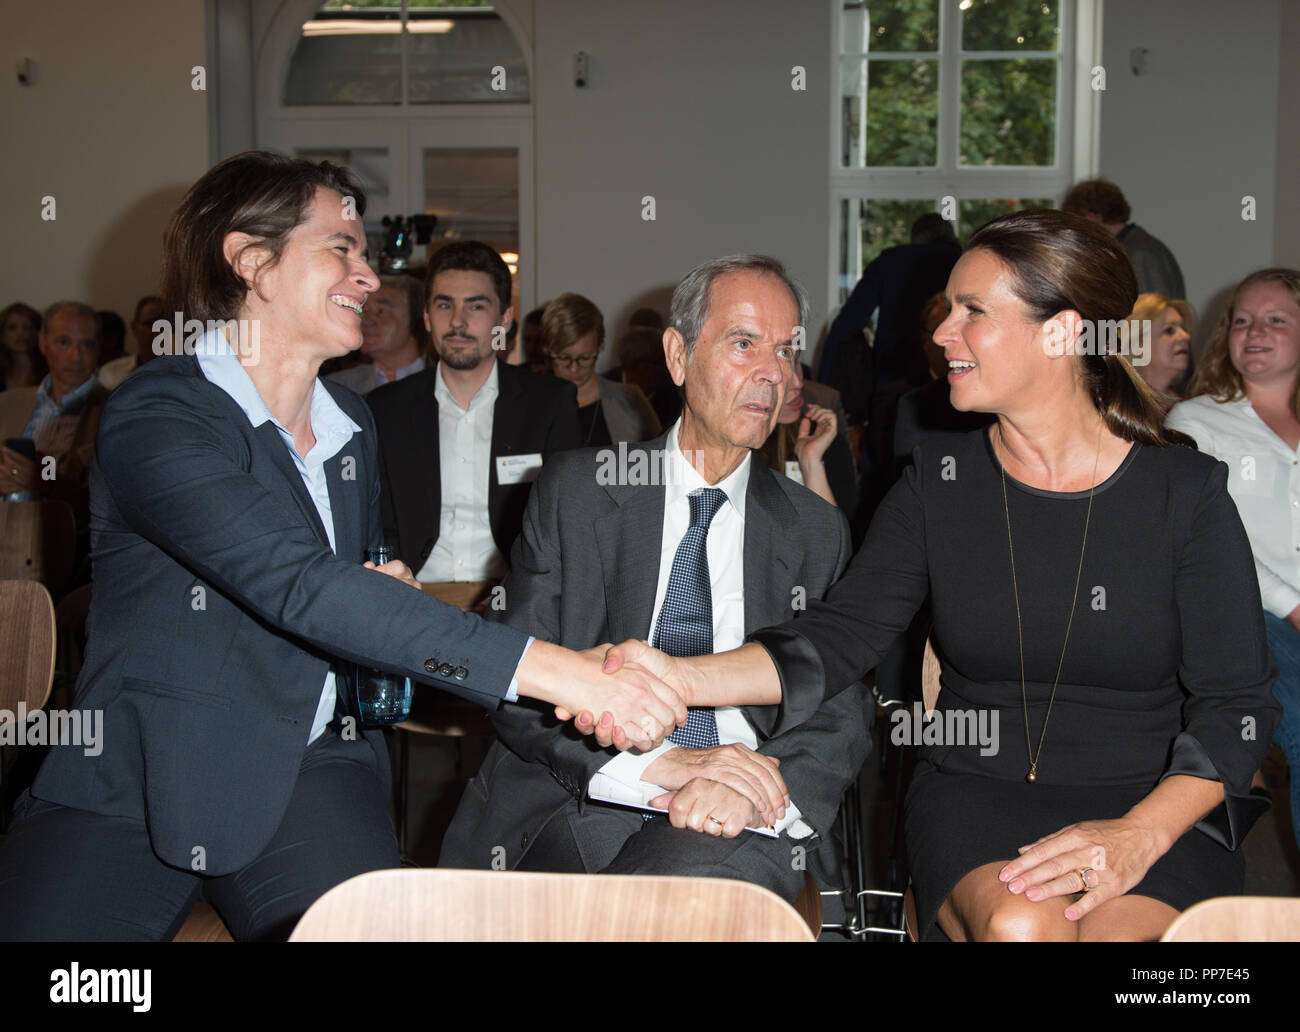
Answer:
[
  {"xmin": 1185, "ymin": 268, "xmax": 1300, "ymax": 419},
  {"xmin": 1061, "ymin": 179, "xmax": 1131, "ymax": 224},
  {"xmin": 541, "ymin": 292, "xmax": 605, "ymax": 355},
  {"xmin": 161, "ymin": 150, "xmax": 367, "ymax": 325}
]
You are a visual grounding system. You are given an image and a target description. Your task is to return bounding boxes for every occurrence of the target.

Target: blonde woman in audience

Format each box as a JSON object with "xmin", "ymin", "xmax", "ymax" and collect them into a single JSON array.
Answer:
[
  {"xmin": 543, "ymin": 292, "xmax": 660, "ymax": 445},
  {"xmin": 1167, "ymin": 268, "xmax": 1300, "ymax": 850},
  {"xmin": 1129, "ymin": 292, "xmax": 1193, "ymax": 409}
]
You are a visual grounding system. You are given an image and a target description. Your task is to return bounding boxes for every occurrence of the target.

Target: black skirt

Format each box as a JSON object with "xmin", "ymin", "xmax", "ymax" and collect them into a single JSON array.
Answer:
[{"xmin": 904, "ymin": 761, "xmax": 1244, "ymax": 941}]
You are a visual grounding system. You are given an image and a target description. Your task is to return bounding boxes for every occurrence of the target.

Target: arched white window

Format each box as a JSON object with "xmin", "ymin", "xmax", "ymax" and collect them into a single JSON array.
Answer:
[{"xmin": 255, "ymin": 0, "xmax": 536, "ymax": 311}]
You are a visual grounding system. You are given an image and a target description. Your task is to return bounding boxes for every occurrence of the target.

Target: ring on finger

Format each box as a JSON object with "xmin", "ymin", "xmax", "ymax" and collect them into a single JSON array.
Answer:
[
  {"xmin": 706, "ymin": 815, "xmax": 724, "ymax": 828},
  {"xmin": 1077, "ymin": 866, "xmax": 1100, "ymax": 891}
]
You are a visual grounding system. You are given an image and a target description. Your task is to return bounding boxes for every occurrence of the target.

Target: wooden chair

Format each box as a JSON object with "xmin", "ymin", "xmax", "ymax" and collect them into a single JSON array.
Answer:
[
  {"xmin": 0, "ymin": 580, "xmax": 56, "ymax": 833},
  {"xmin": 289, "ymin": 868, "xmax": 815, "ymax": 941},
  {"xmin": 0, "ymin": 500, "xmax": 76, "ymax": 596},
  {"xmin": 1160, "ymin": 897, "xmax": 1300, "ymax": 942},
  {"xmin": 172, "ymin": 902, "xmax": 234, "ymax": 942}
]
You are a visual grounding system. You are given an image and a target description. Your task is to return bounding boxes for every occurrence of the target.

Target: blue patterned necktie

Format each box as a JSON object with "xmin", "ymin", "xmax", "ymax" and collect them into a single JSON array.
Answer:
[{"xmin": 656, "ymin": 487, "xmax": 726, "ymax": 749}]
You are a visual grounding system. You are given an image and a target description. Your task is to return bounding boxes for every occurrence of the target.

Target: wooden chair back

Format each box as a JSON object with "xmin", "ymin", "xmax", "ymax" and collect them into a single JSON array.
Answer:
[
  {"xmin": 289, "ymin": 869, "xmax": 815, "ymax": 942},
  {"xmin": 0, "ymin": 580, "xmax": 56, "ymax": 713},
  {"xmin": 1160, "ymin": 896, "xmax": 1300, "ymax": 942},
  {"xmin": 921, "ymin": 634, "xmax": 941, "ymax": 713}
]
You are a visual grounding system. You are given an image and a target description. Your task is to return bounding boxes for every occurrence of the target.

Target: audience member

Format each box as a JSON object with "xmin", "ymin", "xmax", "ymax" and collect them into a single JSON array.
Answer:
[
  {"xmin": 520, "ymin": 305, "xmax": 547, "ymax": 373},
  {"xmin": 542, "ymin": 292, "xmax": 660, "ymax": 446},
  {"xmin": 1128, "ymin": 292, "xmax": 1193, "ymax": 408},
  {"xmin": 819, "ymin": 212, "xmax": 962, "ymax": 432},
  {"xmin": 1062, "ymin": 179, "xmax": 1186, "ymax": 298},
  {"xmin": 0, "ymin": 302, "xmax": 46, "ymax": 391},
  {"xmin": 367, "ymin": 242, "xmax": 580, "ymax": 590},
  {"xmin": 1167, "ymin": 267, "xmax": 1300, "ymax": 850},
  {"xmin": 628, "ymin": 306, "xmax": 665, "ymax": 331},
  {"xmin": 99, "ymin": 295, "xmax": 164, "ymax": 391},
  {"xmin": 758, "ymin": 359, "xmax": 858, "ymax": 516},
  {"xmin": 327, "ymin": 274, "xmax": 427, "ymax": 395},
  {"xmin": 0, "ymin": 301, "xmax": 107, "ymax": 521},
  {"xmin": 0, "ymin": 151, "xmax": 681, "ymax": 942},
  {"xmin": 615, "ymin": 325, "xmax": 682, "ymax": 429},
  {"xmin": 605, "ymin": 210, "xmax": 1279, "ymax": 942},
  {"xmin": 96, "ymin": 310, "xmax": 126, "ymax": 366},
  {"xmin": 440, "ymin": 254, "xmax": 871, "ymax": 904}
]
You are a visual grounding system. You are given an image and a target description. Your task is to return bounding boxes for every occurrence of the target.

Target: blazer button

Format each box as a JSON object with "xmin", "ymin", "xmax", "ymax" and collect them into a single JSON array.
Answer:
[
  {"xmin": 438, "ymin": 663, "xmax": 454, "ymax": 677},
  {"xmin": 424, "ymin": 659, "xmax": 440, "ymax": 674},
  {"xmin": 521, "ymin": 832, "xmax": 530, "ymax": 848},
  {"xmin": 454, "ymin": 666, "xmax": 468, "ymax": 680}
]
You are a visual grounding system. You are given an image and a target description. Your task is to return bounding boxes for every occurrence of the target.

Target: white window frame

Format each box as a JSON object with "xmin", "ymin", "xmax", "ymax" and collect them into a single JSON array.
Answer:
[
  {"xmin": 827, "ymin": 0, "xmax": 1102, "ymax": 314},
  {"xmin": 252, "ymin": 0, "xmax": 537, "ymax": 310}
]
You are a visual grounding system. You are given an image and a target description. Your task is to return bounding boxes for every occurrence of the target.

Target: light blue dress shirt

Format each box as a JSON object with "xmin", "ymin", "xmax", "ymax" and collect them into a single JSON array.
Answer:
[{"xmin": 195, "ymin": 329, "xmax": 362, "ymax": 744}]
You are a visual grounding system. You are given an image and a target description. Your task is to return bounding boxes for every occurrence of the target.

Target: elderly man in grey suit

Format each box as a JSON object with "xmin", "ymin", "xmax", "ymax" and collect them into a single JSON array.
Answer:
[{"xmin": 440, "ymin": 255, "xmax": 872, "ymax": 903}]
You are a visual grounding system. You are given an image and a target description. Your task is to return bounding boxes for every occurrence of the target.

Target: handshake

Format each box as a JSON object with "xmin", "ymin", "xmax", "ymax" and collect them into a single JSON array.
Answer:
[
  {"xmin": 514, "ymin": 638, "xmax": 690, "ymax": 752},
  {"xmin": 515, "ymin": 637, "xmax": 789, "ymax": 835}
]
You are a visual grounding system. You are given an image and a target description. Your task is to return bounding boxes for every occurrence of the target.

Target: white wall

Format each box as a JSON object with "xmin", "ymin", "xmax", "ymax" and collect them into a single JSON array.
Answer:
[
  {"xmin": 0, "ymin": 0, "xmax": 210, "ymax": 339},
  {"xmin": 532, "ymin": 0, "xmax": 831, "ymax": 348},
  {"xmin": 1273, "ymin": 0, "xmax": 1300, "ymax": 271},
  {"xmin": 1098, "ymin": 0, "xmax": 1280, "ymax": 335}
]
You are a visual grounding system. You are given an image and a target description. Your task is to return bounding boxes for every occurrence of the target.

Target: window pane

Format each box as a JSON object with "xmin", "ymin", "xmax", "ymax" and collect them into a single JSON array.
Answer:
[
  {"xmin": 958, "ymin": 197, "xmax": 1054, "ymax": 241},
  {"xmin": 855, "ymin": 59, "xmax": 938, "ymax": 166},
  {"xmin": 422, "ymin": 148, "xmax": 518, "ymax": 250},
  {"xmin": 285, "ymin": 5, "xmax": 402, "ymax": 105},
  {"xmin": 960, "ymin": 58, "xmax": 1056, "ymax": 166},
  {"xmin": 961, "ymin": 0, "xmax": 1060, "ymax": 52},
  {"xmin": 842, "ymin": 0, "xmax": 939, "ymax": 53},
  {"xmin": 858, "ymin": 200, "xmax": 940, "ymax": 285},
  {"xmin": 408, "ymin": 10, "xmax": 530, "ymax": 103}
]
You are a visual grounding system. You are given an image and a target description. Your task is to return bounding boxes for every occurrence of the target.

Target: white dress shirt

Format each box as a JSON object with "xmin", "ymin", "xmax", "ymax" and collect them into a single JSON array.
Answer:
[
  {"xmin": 418, "ymin": 361, "xmax": 507, "ymax": 583},
  {"xmin": 1167, "ymin": 394, "xmax": 1300, "ymax": 618},
  {"xmin": 195, "ymin": 328, "xmax": 362, "ymax": 744},
  {"xmin": 588, "ymin": 421, "xmax": 808, "ymax": 836}
]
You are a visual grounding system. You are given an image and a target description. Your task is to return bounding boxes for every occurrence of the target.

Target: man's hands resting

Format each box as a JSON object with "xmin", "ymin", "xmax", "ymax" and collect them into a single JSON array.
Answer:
[
  {"xmin": 651, "ymin": 778, "xmax": 765, "ymax": 839},
  {"xmin": 643, "ymin": 743, "xmax": 788, "ymax": 829}
]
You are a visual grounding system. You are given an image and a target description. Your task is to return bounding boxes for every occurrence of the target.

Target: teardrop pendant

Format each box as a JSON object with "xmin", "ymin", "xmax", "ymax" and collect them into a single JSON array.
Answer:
[{"xmin": 1025, "ymin": 768, "xmax": 1038, "ymax": 784}]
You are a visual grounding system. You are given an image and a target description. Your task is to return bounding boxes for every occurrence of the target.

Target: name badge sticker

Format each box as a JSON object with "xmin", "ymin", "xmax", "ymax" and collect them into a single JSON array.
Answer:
[
  {"xmin": 496, "ymin": 453, "xmax": 543, "ymax": 486},
  {"xmin": 783, "ymin": 460, "xmax": 804, "ymax": 485}
]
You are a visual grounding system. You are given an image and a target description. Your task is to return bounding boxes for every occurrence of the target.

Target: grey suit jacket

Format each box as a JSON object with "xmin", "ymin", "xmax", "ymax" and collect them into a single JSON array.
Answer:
[{"xmin": 439, "ymin": 433, "xmax": 872, "ymax": 873}]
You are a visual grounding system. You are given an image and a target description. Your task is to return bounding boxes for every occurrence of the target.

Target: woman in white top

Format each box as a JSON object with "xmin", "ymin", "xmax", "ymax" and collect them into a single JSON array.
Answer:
[{"xmin": 1166, "ymin": 268, "xmax": 1300, "ymax": 848}]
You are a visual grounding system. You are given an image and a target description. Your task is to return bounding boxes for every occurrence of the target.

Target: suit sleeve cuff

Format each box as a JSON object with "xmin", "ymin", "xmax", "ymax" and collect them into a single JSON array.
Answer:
[
  {"xmin": 504, "ymin": 636, "xmax": 535, "ymax": 703},
  {"xmin": 743, "ymin": 628, "xmax": 826, "ymax": 736}
]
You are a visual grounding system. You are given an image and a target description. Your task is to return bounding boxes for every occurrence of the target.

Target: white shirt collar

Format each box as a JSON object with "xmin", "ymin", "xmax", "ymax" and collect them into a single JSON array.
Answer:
[
  {"xmin": 434, "ymin": 357, "xmax": 499, "ymax": 411},
  {"xmin": 194, "ymin": 327, "xmax": 361, "ymax": 457},
  {"xmin": 663, "ymin": 418, "xmax": 750, "ymax": 522}
]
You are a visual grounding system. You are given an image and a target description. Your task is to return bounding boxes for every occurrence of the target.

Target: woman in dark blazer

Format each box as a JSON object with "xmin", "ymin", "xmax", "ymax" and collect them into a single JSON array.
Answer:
[{"xmin": 0, "ymin": 152, "xmax": 683, "ymax": 941}]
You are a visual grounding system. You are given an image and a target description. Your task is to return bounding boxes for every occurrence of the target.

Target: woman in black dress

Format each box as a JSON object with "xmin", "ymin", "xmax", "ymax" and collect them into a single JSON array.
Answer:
[{"xmin": 582, "ymin": 210, "xmax": 1280, "ymax": 941}]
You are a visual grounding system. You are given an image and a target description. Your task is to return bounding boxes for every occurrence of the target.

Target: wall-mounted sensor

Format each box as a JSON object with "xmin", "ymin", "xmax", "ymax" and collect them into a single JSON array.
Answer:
[
  {"xmin": 574, "ymin": 51, "xmax": 589, "ymax": 88},
  {"xmin": 17, "ymin": 57, "xmax": 35, "ymax": 86}
]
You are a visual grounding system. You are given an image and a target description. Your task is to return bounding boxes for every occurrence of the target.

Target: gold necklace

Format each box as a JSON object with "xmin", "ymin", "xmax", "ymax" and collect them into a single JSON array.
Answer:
[{"xmin": 998, "ymin": 423, "xmax": 1102, "ymax": 784}]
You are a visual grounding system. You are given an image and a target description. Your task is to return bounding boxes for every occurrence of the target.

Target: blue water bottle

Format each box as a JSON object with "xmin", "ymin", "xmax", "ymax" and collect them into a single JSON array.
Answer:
[{"xmin": 351, "ymin": 545, "xmax": 414, "ymax": 725}]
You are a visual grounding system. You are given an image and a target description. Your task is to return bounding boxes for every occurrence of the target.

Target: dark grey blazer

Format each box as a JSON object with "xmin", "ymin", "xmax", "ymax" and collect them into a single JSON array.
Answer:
[
  {"xmin": 30, "ymin": 355, "xmax": 528, "ymax": 876},
  {"xmin": 439, "ymin": 433, "xmax": 872, "ymax": 874}
]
